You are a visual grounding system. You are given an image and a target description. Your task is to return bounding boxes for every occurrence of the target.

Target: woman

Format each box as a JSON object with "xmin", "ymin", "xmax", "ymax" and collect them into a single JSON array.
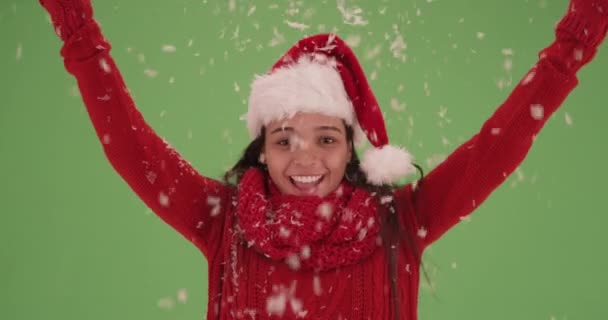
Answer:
[{"xmin": 39, "ymin": 0, "xmax": 608, "ymax": 318}]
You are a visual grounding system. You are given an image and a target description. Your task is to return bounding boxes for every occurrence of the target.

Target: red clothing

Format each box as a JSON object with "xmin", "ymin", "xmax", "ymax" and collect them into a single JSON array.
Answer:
[{"xmin": 58, "ymin": 15, "xmax": 596, "ymax": 320}]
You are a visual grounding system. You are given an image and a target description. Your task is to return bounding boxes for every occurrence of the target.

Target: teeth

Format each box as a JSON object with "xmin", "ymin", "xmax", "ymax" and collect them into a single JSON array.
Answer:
[{"xmin": 291, "ymin": 175, "xmax": 322, "ymax": 183}]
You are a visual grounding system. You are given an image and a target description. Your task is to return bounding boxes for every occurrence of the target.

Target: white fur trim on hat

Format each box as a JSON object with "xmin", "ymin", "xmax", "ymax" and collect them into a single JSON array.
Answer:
[
  {"xmin": 247, "ymin": 55, "xmax": 365, "ymax": 144},
  {"xmin": 360, "ymin": 145, "xmax": 416, "ymax": 185}
]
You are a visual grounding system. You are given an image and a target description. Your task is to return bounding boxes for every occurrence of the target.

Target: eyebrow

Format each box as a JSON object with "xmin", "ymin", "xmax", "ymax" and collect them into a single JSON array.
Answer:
[{"xmin": 270, "ymin": 126, "xmax": 343, "ymax": 135}]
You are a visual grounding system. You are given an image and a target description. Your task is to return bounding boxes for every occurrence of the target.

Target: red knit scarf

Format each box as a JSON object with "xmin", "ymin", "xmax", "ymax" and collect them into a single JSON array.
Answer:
[{"xmin": 236, "ymin": 168, "xmax": 381, "ymax": 271}]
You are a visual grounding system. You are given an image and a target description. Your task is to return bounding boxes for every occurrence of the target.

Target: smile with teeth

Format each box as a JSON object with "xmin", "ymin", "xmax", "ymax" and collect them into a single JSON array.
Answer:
[{"xmin": 291, "ymin": 175, "xmax": 323, "ymax": 183}]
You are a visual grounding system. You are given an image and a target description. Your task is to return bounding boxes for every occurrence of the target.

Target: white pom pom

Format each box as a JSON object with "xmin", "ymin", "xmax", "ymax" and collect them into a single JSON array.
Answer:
[{"xmin": 360, "ymin": 145, "xmax": 415, "ymax": 185}]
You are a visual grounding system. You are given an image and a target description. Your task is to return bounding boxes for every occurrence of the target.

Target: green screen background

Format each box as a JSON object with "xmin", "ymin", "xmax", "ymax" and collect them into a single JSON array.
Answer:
[{"xmin": 2, "ymin": 0, "xmax": 607, "ymax": 319}]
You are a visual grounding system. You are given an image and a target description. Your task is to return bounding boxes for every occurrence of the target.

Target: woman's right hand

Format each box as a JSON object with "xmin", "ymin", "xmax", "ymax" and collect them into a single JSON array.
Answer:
[
  {"xmin": 558, "ymin": 0, "xmax": 608, "ymax": 47},
  {"xmin": 39, "ymin": 0, "xmax": 94, "ymax": 42}
]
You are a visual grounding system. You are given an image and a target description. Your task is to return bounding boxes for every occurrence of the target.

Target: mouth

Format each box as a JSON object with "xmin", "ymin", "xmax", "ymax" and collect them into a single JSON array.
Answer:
[{"xmin": 289, "ymin": 175, "xmax": 325, "ymax": 195}]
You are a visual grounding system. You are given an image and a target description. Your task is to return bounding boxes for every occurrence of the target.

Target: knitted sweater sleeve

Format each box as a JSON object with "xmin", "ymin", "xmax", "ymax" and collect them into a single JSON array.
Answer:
[
  {"xmin": 395, "ymin": 7, "xmax": 606, "ymax": 249},
  {"xmin": 59, "ymin": 20, "xmax": 229, "ymax": 259}
]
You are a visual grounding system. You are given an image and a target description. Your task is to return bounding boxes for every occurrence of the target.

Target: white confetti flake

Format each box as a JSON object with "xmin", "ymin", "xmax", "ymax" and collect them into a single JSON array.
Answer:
[
  {"xmin": 247, "ymin": 5, "xmax": 256, "ymax": 16},
  {"xmin": 144, "ymin": 69, "xmax": 158, "ymax": 78},
  {"xmin": 266, "ymin": 292, "xmax": 287, "ymax": 316},
  {"xmin": 159, "ymin": 191, "xmax": 170, "ymax": 207},
  {"xmin": 99, "ymin": 58, "xmax": 111, "ymax": 73},
  {"xmin": 177, "ymin": 288, "xmax": 188, "ymax": 303},
  {"xmin": 380, "ymin": 195, "xmax": 393, "ymax": 204},
  {"xmin": 97, "ymin": 94, "xmax": 111, "ymax": 101},
  {"xmin": 345, "ymin": 34, "xmax": 361, "ymax": 48},
  {"xmin": 269, "ymin": 28, "xmax": 285, "ymax": 47},
  {"xmin": 285, "ymin": 20, "xmax": 309, "ymax": 31},
  {"xmin": 491, "ymin": 127, "xmax": 501, "ymax": 135},
  {"xmin": 285, "ymin": 254, "xmax": 301, "ymax": 270},
  {"xmin": 476, "ymin": 32, "xmax": 485, "ymax": 40},
  {"xmin": 370, "ymin": 70, "xmax": 378, "ymax": 81},
  {"xmin": 337, "ymin": 0, "xmax": 368, "ymax": 26},
  {"xmin": 137, "ymin": 53, "xmax": 146, "ymax": 63},
  {"xmin": 234, "ymin": 82, "xmax": 240, "ymax": 92},
  {"xmin": 317, "ymin": 202, "xmax": 334, "ymax": 220},
  {"xmin": 16, "ymin": 43, "xmax": 22, "ymax": 61},
  {"xmin": 279, "ymin": 226, "xmax": 291, "ymax": 238},
  {"xmin": 522, "ymin": 71, "xmax": 535, "ymax": 85},
  {"xmin": 300, "ymin": 246, "xmax": 311, "ymax": 260},
  {"xmin": 417, "ymin": 227, "xmax": 427, "ymax": 239},
  {"xmin": 459, "ymin": 215, "xmax": 472, "ymax": 222},
  {"xmin": 574, "ymin": 48, "xmax": 584, "ymax": 61},
  {"xmin": 228, "ymin": 0, "xmax": 236, "ymax": 12},
  {"xmin": 502, "ymin": 48, "xmax": 514, "ymax": 56},
  {"xmin": 530, "ymin": 104, "xmax": 544, "ymax": 120},
  {"xmin": 187, "ymin": 39, "xmax": 193, "ymax": 47},
  {"xmin": 162, "ymin": 45, "xmax": 176, "ymax": 53},
  {"xmin": 564, "ymin": 112, "xmax": 573, "ymax": 126},
  {"xmin": 365, "ymin": 45, "xmax": 382, "ymax": 60},
  {"xmin": 503, "ymin": 58, "xmax": 513, "ymax": 72},
  {"xmin": 290, "ymin": 297, "xmax": 304, "ymax": 315},
  {"xmin": 390, "ymin": 98, "xmax": 406, "ymax": 112},
  {"xmin": 313, "ymin": 276, "xmax": 322, "ymax": 296},
  {"xmin": 146, "ymin": 171, "xmax": 158, "ymax": 184},
  {"xmin": 207, "ymin": 196, "xmax": 221, "ymax": 217},
  {"xmin": 102, "ymin": 134, "xmax": 111, "ymax": 145},
  {"xmin": 157, "ymin": 297, "xmax": 175, "ymax": 310},
  {"xmin": 389, "ymin": 34, "xmax": 407, "ymax": 58}
]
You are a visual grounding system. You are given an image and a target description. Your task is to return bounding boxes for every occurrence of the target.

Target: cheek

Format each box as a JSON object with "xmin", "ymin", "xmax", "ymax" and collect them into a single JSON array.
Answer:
[{"xmin": 325, "ymin": 148, "xmax": 350, "ymax": 174}]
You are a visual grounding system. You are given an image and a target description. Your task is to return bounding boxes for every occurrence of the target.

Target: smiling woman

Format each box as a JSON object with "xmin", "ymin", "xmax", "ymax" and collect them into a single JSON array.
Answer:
[
  {"xmin": 26, "ymin": 0, "xmax": 608, "ymax": 319},
  {"xmin": 263, "ymin": 113, "xmax": 352, "ymax": 197}
]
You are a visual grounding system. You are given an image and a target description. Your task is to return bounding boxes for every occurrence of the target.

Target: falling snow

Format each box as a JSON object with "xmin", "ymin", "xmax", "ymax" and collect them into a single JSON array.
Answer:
[
  {"xmin": 157, "ymin": 297, "xmax": 175, "ymax": 310},
  {"xmin": 522, "ymin": 71, "xmax": 536, "ymax": 85},
  {"xmin": 177, "ymin": 288, "xmax": 188, "ymax": 303},
  {"xmin": 208, "ymin": 196, "xmax": 222, "ymax": 217},
  {"xmin": 417, "ymin": 227, "xmax": 427, "ymax": 238},
  {"xmin": 530, "ymin": 104, "xmax": 544, "ymax": 120},
  {"xmin": 266, "ymin": 291, "xmax": 287, "ymax": 316},
  {"xmin": 574, "ymin": 48, "xmax": 584, "ymax": 61},
  {"xmin": 564, "ymin": 112, "xmax": 573, "ymax": 126},
  {"xmin": 16, "ymin": 43, "xmax": 22, "ymax": 61},
  {"xmin": 162, "ymin": 45, "xmax": 177, "ymax": 53},
  {"xmin": 144, "ymin": 69, "xmax": 158, "ymax": 78},
  {"xmin": 102, "ymin": 134, "xmax": 111, "ymax": 145},
  {"xmin": 313, "ymin": 276, "xmax": 322, "ymax": 295},
  {"xmin": 317, "ymin": 202, "xmax": 333, "ymax": 220},
  {"xmin": 285, "ymin": 20, "xmax": 310, "ymax": 31},
  {"xmin": 146, "ymin": 171, "xmax": 158, "ymax": 184},
  {"xmin": 285, "ymin": 254, "xmax": 301, "ymax": 270},
  {"xmin": 99, "ymin": 58, "xmax": 111, "ymax": 73},
  {"xmin": 336, "ymin": 0, "xmax": 368, "ymax": 26},
  {"xmin": 159, "ymin": 191, "xmax": 170, "ymax": 207}
]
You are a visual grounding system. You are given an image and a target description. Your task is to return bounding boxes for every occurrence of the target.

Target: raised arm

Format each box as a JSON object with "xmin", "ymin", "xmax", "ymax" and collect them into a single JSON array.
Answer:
[
  {"xmin": 395, "ymin": 0, "xmax": 608, "ymax": 249},
  {"xmin": 40, "ymin": 0, "xmax": 231, "ymax": 259}
]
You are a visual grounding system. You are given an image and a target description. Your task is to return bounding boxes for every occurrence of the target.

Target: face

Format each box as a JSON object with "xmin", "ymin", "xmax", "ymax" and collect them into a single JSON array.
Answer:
[{"xmin": 262, "ymin": 113, "xmax": 352, "ymax": 197}]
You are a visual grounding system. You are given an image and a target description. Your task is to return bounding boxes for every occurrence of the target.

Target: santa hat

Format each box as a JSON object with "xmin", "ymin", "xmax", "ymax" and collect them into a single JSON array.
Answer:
[{"xmin": 246, "ymin": 33, "xmax": 415, "ymax": 185}]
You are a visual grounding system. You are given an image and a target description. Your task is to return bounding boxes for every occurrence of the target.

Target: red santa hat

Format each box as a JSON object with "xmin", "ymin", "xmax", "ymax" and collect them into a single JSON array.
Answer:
[{"xmin": 246, "ymin": 33, "xmax": 415, "ymax": 185}]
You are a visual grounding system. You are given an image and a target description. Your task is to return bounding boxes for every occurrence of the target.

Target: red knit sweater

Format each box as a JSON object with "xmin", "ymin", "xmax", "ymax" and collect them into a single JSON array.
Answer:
[{"xmin": 56, "ymin": 10, "xmax": 602, "ymax": 320}]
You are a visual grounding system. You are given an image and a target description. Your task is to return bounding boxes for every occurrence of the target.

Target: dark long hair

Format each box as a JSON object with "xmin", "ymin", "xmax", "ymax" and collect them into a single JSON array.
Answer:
[{"xmin": 224, "ymin": 125, "xmax": 429, "ymax": 319}]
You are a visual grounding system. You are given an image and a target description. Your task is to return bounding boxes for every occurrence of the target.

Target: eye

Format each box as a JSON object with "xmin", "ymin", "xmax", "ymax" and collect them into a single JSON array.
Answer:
[
  {"xmin": 276, "ymin": 139, "xmax": 289, "ymax": 146},
  {"xmin": 320, "ymin": 136, "xmax": 336, "ymax": 144}
]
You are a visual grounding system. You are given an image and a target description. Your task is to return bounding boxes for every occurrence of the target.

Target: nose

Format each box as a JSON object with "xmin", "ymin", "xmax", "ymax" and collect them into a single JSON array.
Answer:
[{"xmin": 292, "ymin": 144, "xmax": 318, "ymax": 167}]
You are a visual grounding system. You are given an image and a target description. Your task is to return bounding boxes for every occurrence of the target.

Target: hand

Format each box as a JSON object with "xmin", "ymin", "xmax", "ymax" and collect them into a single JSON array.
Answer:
[
  {"xmin": 557, "ymin": 0, "xmax": 608, "ymax": 48},
  {"xmin": 39, "ymin": 0, "xmax": 93, "ymax": 42}
]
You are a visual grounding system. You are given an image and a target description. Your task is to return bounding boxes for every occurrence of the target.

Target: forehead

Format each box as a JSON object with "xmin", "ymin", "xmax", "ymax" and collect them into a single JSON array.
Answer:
[{"xmin": 266, "ymin": 112, "xmax": 344, "ymax": 131}]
